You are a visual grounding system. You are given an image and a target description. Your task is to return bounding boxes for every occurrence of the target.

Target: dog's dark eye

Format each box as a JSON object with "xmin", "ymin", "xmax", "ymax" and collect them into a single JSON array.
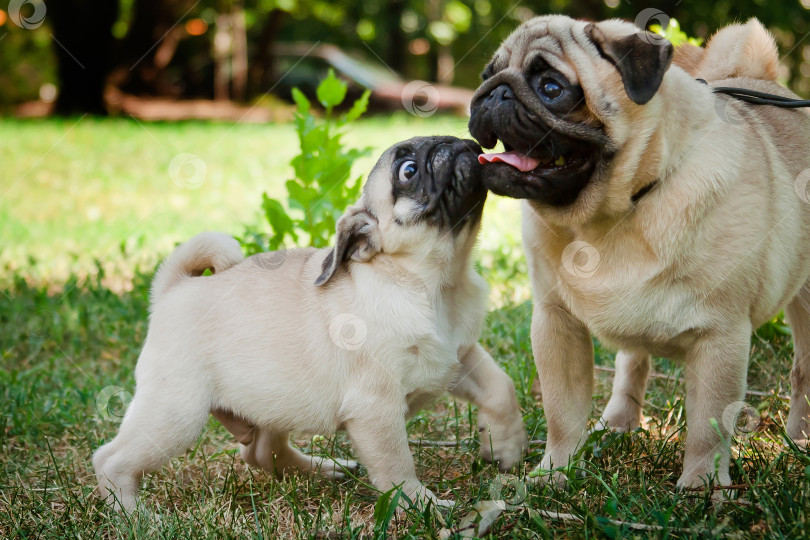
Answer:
[
  {"xmin": 398, "ymin": 160, "xmax": 417, "ymax": 183},
  {"xmin": 481, "ymin": 60, "xmax": 496, "ymax": 81},
  {"xmin": 530, "ymin": 71, "xmax": 583, "ymax": 113},
  {"xmin": 540, "ymin": 79, "xmax": 563, "ymax": 99}
]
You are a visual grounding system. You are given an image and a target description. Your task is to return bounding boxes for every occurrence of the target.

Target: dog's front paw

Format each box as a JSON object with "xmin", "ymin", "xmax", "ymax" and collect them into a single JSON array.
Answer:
[
  {"xmin": 400, "ymin": 483, "xmax": 455, "ymax": 512},
  {"xmin": 677, "ymin": 467, "xmax": 731, "ymax": 490},
  {"xmin": 676, "ymin": 471, "xmax": 737, "ymax": 502},
  {"xmin": 525, "ymin": 464, "xmax": 569, "ymax": 489},
  {"xmin": 596, "ymin": 396, "xmax": 643, "ymax": 433},
  {"xmin": 524, "ymin": 451, "xmax": 579, "ymax": 489},
  {"xmin": 427, "ymin": 495, "xmax": 456, "ymax": 509},
  {"xmin": 478, "ymin": 412, "xmax": 528, "ymax": 471},
  {"xmin": 316, "ymin": 458, "xmax": 359, "ymax": 480}
]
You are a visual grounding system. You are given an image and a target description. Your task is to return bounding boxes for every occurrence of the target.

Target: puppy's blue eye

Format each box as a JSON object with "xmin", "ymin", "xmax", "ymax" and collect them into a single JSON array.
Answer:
[
  {"xmin": 540, "ymin": 79, "xmax": 563, "ymax": 99},
  {"xmin": 398, "ymin": 160, "xmax": 417, "ymax": 183}
]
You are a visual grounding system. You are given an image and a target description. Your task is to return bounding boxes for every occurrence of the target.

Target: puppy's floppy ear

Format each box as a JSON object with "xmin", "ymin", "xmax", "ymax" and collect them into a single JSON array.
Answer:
[
  {"xmin": 315, "ymin": 207, "xmax": 381, "ymax": 286},
  {"xmin": 585, "ymin": 23, "xmax": 674, "ymax": 105}
]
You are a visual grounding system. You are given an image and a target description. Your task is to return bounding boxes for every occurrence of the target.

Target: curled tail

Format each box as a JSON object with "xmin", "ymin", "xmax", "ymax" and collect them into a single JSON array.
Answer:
[
  {"xmin": 673, "ymin": 18, "xmax": 779, "ymax": 82},
  {"xmin": 151, "ymin": 232, "xmax": 243, "ymax": 305}
]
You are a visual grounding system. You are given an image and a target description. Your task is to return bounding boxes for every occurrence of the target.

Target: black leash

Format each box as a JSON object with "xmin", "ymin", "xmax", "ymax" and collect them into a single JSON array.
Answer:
[
  {"xmin": 696, "ymin": 78, "xmax": 810, "ymax": 108},
  {"xmin": 632, "ymin": 79, "xmax": 809, "ymax": 205}
]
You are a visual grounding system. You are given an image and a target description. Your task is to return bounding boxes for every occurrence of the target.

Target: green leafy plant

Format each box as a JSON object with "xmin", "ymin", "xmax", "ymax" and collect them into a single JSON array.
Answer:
[
  {"xmin": 372, "ymin": 486, "xmax": 403, "ymax": 537},
  {"xmin": 242, "ymin": 69, "xmax": 372, "ymax": 254},
  {"xmin": 756, "ymin": 312, "xmax": 792, "ymax": 340},
  {"xmin": 650, "ymin": 18, "xmax": 703, "ymax": 47}
]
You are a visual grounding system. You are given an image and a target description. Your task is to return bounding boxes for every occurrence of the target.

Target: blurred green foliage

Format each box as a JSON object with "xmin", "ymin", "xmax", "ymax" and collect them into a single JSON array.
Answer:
[
  {"xmin": 3, "ymin": 0, "xmax": 810, "ymax": 108},
  {"xmin": 650, "ymin": 18, "xmax": 703, "ymax": 47},
  {"xmin": 0, "ymin": 23, "xmax": 55, "ymax": 111},
  {"xmin": 241, "ymin": 69, "xmax": 371, "ymax": 253}
]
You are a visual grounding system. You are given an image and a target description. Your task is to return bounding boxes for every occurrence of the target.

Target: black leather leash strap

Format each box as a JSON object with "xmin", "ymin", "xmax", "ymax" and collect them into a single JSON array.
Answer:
[
  {"xmin": 633, "ymin": 79, "xmax": 810, "ymax": 204},
  {"xmin": 696, "ymin": 78, "xmax": 810, "ymax": 108}
]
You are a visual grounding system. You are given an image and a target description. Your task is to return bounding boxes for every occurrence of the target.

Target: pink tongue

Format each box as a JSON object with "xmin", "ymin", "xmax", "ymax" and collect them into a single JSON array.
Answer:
[{"xmin": 478, "ymin": 151, "xmax": 541, "ymax": 172}]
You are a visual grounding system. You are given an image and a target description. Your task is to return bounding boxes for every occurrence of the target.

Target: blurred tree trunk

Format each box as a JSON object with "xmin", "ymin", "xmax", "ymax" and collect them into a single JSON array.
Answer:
[
  {"xmin": 112, "ymin": 0, "xmax": 188, "ymax": 96},
  {"xmin": 213, "ymin": 4, "xmax": 248, "ymax": 101},
  {"xmin": 49, "ymin": 0, "xmax": 119, "ymax": 115},
  {"xmin": 427, "ymin": 0, "xmax": 454, "ymax": 83},
  {"xmin": 385, "ymin": 0, "xmax": 406, "ymax": 73},
  {"xmin": 231, "ymin": 4, "xmax": 248, "ymax": 101},
  {"xmin": 249, "ymin": 9, "xmax": 288, "ymax": 97},
  {"xmin": 213, "ymin": 13, "xmax": 231, "ymax": 100}
]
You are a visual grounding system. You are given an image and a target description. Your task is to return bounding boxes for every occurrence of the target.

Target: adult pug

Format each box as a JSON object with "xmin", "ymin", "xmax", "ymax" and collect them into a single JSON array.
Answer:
[
  {"xmin": 93, "ymin": 136, "xmax": 527, "ymax": 512},
  {"xmin": 469, "ymin": 15, "xmax": 810, "ymax": 490}
]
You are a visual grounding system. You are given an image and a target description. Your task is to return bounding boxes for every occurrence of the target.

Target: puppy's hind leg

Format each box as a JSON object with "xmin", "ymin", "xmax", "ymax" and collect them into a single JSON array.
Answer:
[
  {"xmin": 596, "ymin": 349, "xmax": 650, "ymax": 432},
  {"xmin": 93, "ymin": 384, "xmax": 210, "ymax": 512},
  {"xmin": 785, "ymin": 283, "xmax": 810, "ymax": 443},
  {"xmin": 240, "ymin": 427, "xmax": 358, "ymax": 480}
]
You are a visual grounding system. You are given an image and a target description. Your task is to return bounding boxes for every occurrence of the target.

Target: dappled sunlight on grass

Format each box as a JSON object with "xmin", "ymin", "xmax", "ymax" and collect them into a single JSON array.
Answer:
[{"xmin": 2, "ymin": 274, "xmax": 808, "ymax": 536}]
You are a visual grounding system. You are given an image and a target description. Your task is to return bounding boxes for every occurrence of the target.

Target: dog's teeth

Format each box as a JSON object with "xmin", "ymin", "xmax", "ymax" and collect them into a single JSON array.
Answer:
[{"xmin": 554, "ymin": 155, "xmax": 566, "ymax": 166}]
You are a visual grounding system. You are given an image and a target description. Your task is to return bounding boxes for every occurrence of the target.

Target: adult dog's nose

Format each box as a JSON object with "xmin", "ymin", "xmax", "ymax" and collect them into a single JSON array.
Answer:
[{"xmin": 484, "ymin": 84, "xmax": 514, "ymax": 104}]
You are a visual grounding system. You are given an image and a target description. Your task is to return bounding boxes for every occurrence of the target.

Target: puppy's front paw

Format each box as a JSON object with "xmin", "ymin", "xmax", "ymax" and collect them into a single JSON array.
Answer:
[
  {"xmin": 524, "ymin": 451, "xmax": 577, "ymax": 489},
  {"xmin": 525, "ymin": 464, "xmax": 568, "ymax": 489},
  {"xmin": 788, "ymin": 437, "xmax": 809, "ymax": 449},
  {"xmin": 316, "ymin": 458, "xmax": 359, "ymax": 480},
  {"xmin": 676, "ymin": 472, "xmax": 737, "ymax": 502},
  {"xmin": 676, "ymin": 468, "xmax": 731, "ymax": 490},
  {"xmin": 478, "ymin": 413, "xmax": 528, "ymax": 471},
  {"xmin": 427, "ymin": 495, "xmax": 456, "ymax": 509},
  {"xmin": 596, "ymin": 396, "xmax": 644, "ymax": 433},
  {"xmin": 400, "ymin": 484, "xmax": 455, "ymax": 512}
]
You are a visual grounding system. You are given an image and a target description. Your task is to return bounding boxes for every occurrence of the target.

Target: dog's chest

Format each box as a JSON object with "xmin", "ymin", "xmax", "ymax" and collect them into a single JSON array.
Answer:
[
  {"xmin": 400, "ymin": 296, "xmax": 478, "ymax": 395},
  {"xmin": 403, "ymin": 319, "xmax": 463, "ymax": 392},
  {"xmin": 556, "ymin": 261, "xmax": 707, "ymax": 357},
  {"xmin": 355, "ymin": 270, "xmax": 486, "ymax": 395}
]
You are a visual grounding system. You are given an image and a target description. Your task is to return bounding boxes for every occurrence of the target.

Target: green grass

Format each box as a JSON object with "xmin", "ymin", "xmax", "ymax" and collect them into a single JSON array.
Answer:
[
  {"xmin": 1, "ymin": 117, "xmax": 809, "ymax": 538},
  {"xmin": 0, "ymin": 115, "xmax": 526, "ymax": 301}
]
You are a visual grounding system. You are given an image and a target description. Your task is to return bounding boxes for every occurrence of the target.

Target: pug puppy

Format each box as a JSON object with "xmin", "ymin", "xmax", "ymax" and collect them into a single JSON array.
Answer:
[
  {"xmin": 469, "ymin": 15, "xmax": 810, "ymax": 490},
  {"xmin": 93, "ymin": 136, "xmax": 527, "ymax": 513}
]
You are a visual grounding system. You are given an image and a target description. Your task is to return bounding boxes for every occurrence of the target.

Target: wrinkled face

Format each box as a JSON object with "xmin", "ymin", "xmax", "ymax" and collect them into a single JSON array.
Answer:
[
  {"xmin": 365, "ymin": 136, "xmax": 487, "ymax": 233},
  {"xmin": 315, "ymin": 136, "xmax": 487, "ymax": 286},
  {"xmin": 470, "ymin": 55, "xmax": 606, "ymax": 207},
  {"xmin": 468, "ymin": 15, "xmax": 672, "ymax": 209}
]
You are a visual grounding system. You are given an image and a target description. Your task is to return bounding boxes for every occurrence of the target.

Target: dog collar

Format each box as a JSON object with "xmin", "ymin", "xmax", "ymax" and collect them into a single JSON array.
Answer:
[{"xmin": 631, "ymin": 180, "xmax": 658, "ymax": 203}]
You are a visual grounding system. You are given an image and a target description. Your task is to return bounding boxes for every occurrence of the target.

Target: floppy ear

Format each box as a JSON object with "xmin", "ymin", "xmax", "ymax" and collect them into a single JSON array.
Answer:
[
  {"xmin": 585, "ymin": 23, "xmax": 674, "ymax": 105},
  {"xmin": 315, "ymin": 207, "xmax": 381, "ymax": 286}
]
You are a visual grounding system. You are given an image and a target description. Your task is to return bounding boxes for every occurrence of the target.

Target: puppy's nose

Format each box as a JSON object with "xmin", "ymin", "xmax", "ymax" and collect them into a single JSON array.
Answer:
[{"xmin": 485, "ymin": 84, "xmax": 514, "ymax": 104}]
